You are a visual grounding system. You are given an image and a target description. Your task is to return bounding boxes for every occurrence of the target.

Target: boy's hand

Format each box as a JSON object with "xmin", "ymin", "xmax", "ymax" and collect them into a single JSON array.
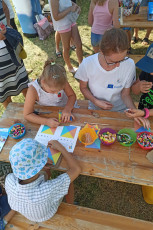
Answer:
[
  {"xmin": 62, "ymin": 108, "xmax": 75, "ymax": 123},
  {"xmin": 134, "ymin": 117, "xmax": 150, "ymax": 130},
  {"xmin": 139, "ymin": 80, "xmax": 152, "ymax": 93},
  {"xmin": 125, "ymin": 108, "xmax": 145, "ymax": 118},
  {"xmin": 48, "ymin": 140, "xmax": 66, "ymax": 152},
  {"xmin": 46, "ymin": 118, "xmax": 60, "ymax": 128}
]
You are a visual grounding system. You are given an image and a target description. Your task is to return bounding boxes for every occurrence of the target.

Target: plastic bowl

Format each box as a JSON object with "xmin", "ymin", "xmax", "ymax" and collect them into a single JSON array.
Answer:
[
  {"xmin": 117, "ymin": 128, "xmax": 136, "ymax": 147},
  {"xmin": 98, "ymin": 128, "xmax": 116, "ymax": 146},
  {"xmin": 79, "ymin": 128, "xmax": 97, "ymax": 146},
  {"xmin": 137, "ymin": 132, "xmax": 153, "ymax": 150},
  {"xmin": 9, "ymin": 123, "xmax": 26, "ymax": 139},
  {"xmin": 123, "ymin": 7, "xmax": 133, "ymax": 16}
]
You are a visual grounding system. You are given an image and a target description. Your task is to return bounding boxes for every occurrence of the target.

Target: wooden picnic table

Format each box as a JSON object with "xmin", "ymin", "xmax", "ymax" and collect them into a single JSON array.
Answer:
[
  {"xmin": 120, "ymin": 6, "xmax": 153, "ymax": 28},
  {"xmin": 1, "ymin": 102, "xmax": 153, "ymax": 187}
]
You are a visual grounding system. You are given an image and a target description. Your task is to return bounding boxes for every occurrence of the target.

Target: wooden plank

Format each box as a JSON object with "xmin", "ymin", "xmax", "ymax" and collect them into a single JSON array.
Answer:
[
  {"xmin": 120, "ymin": 7, "xmax": 152, "ymax": 28},
  {"xmin": 129, "ymin": 55, "xmax": 143, "ymax": 64},
  {"xmin": 1, "ymin": 103, "xmax": 153, "ymax": 186},
  {"xmin": 5, "ymin": 203, "xmax": 153, "ymax": 230}
]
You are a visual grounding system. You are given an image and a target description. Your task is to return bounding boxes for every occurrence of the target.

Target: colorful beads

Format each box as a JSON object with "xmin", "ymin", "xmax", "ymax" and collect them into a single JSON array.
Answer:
[
  {"xmin": 9, "ymin": 124, "xmax": 25, "ymax": 139},
  {"xmin": 117, "ymin": 133, "xmax": 133, "ymax": 145},
  {"xmin": 137, "ymin": 132, "xmax": 153, "ymax": 148},
  {"xmin": 99, "ymin": 132, "xmax": 116, "ymax": 144}
]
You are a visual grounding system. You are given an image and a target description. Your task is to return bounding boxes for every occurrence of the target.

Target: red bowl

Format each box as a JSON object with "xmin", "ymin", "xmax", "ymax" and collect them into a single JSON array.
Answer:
[
  {"xmin": 98, "ymin": 128, "xmax": 116, "ymax": 146},
  {"xmin": 137, "ymin": 132, "xmax": 153, "ymax": 150}
]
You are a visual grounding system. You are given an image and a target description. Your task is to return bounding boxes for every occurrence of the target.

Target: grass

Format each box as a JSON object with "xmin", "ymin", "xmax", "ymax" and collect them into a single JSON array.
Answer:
[{"xmin": 1, "ymin": 0, "xmax": 153, "ymax": 222}]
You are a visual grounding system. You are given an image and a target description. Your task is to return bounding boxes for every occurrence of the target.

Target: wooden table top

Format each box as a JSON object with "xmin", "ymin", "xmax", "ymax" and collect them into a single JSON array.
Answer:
[
  {"xmin": 1, "ymin": 102, "xmax": 153, "ymax": 186},
  {"xmin": 120, "ymin": 7, "xmax": 153, "ymax": 28}
]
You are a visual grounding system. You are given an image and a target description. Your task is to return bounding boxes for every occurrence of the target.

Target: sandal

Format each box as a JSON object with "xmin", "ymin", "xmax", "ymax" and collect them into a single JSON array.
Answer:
[
  {"xmin": 56, "ymin": 51, "xmax": 62, "ymax": 58},
  {"xmin": 142, "ymin": 37, "xmax": 149, "ymax": 45},
  {"xmin": 131, "ymin": 36, "xmax": 139, "ymax": 44},
  {"xmin": 70, "ymin": 45, "xmax": 76, "ymax": 51}
]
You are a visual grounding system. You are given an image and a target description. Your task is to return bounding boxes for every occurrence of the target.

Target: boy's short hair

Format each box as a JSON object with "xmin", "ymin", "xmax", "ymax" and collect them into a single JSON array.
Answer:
[
  {"xmin": 136, "ymin": 43, "xmax": 153, "ymax": 73},
  {"xmin": 9, "ymin": 138, "xmax": 48, "ymax": 180},
  {"xmin": 100, "ymin": 28, "xmax": 129, "ymax": 55}
]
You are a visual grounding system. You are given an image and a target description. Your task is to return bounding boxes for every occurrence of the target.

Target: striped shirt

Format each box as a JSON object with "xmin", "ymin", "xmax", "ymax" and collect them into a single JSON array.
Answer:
[{"xmin": 5, "ymin": 173, "xmax": 70, "ymax": 222}]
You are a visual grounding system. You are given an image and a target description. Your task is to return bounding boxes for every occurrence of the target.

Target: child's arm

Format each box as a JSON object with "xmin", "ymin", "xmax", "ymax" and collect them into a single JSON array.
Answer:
[
  {"xmin": 48, "ymin": 140, "xmax": 81, "ymax": 182},
  {"xmin": 62, "ymin": 82, "xmax": 76, "ymax": 122},
  {"xmin": 126, "ymin": 108, "xmax": 153, "ymax": 118},
  {"xmin": 88, "ymin": 0, "xmax": 95, "ymax": 26},
  {"xmin": 112, "ymin": 0, "xmax": 120, "ymax": 28},
  {"xmin": 132, "ymin": 79, "xmax": 152, "ymax": 95},
  {"xmin": 51, "ymin": 0, "xmax": 78, "ymax": 21},
  {"xmin": 24, "ymin": 86, "xmax": 60, "ymax": 128}
]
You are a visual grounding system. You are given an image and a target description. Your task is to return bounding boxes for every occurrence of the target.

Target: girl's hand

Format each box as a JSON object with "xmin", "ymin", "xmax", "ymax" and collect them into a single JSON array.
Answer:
[
  {"xmin": 62, "ymin": 108, "xmax": 75, "ymax": 123},
  {"xmin": 125, "ymin": 109, "xmax": 145, "ymax": 118},
  {"xmin": 0, "ymin": 28, "xmax": 6, "ymax": 40},
  {"xmin": 71, "ymin": 4, "xmax": 78, "ymax": 12},
  {"xmin": 95, "ymin": 99, "xmax": 113, "ymax": 110},
  {"xmin": 134, "ymin": 117, "xmax": 150, "ymax": 130},
  {"xmin": 139, "ymin": 80, "xmax": 152, "ymax": 93},
  {"xmin": 46, "ymin": 118, "xmax": 60, "ymax": 128}
]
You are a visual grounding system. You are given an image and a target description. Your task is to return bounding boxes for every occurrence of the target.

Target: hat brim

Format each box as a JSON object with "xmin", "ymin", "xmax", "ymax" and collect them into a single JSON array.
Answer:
[{"xmin": 136, "ymin": 56, "xmax": 153, "ymax": 73}]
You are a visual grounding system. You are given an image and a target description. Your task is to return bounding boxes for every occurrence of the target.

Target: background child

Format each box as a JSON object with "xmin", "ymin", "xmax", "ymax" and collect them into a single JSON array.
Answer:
[
  {"xmin": 5, "ymin": 138, "xmax": 81, "ymax": 222},
  {"xmin": 88, "ymin": 0, "xmax": 120, "ymax": 53},
  {"xmin": 131, "ymin": 43, "xmax": 153, "ymax": 110},
  {"xmin": 24, "ymin": 59, "xmax": 76, "ymax": 127},
  {"xmin": 0, "ymin": 185, "xmax": 15, "ymax": 229}
]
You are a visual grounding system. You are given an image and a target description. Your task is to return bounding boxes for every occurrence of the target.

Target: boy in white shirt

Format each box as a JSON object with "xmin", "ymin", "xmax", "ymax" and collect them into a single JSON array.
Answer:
[{"xmin": 5, "ymin": 138, "xmax": 81, "ymax": 222}]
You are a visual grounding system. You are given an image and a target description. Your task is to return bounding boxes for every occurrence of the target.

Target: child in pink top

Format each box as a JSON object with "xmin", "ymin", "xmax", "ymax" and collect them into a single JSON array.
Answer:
[{"xmin": 88, "ymin": 0, "xmax": 120, "ymax": 53}]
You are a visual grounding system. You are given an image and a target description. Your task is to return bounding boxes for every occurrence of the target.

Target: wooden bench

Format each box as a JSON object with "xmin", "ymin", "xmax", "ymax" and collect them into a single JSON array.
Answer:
[{"xmin": 5, "ymin": 203, "xmax": 153, "ymax": 230}]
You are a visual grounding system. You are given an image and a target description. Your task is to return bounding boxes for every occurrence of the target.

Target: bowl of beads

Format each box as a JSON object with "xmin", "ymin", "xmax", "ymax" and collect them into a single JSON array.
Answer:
[
  {"xmin": 98, "ymin": 128, "xmax": 116, "ymax": 146},
  {"xmin": 9, "ymin": 123, "xmax": 26, "ymax": 139},
  {"xmin": 79, "ymin": 128, "xmax": 97, "ymax": 146},
  {"xmin": 137, "ymin": 132, "xmax": 153, "ymax": 150},
  {"xmin": 117, "ymin": 128, "xmax": 136, "ymax": 147}
]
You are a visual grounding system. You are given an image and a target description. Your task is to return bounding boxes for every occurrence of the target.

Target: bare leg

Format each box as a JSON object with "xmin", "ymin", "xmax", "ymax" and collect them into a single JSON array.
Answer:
[
  {"xmin": 55, "ymin": 31, "xmax": 61, "ymax": 53},
  {"xmin": 142, "ymin": 28, "xmax": 152, "ymax": 45},
  {"xmin": 60, "ymin": 31, "xmax": 73, "ymax": 71},
  {"xmin": 71, "ymin": 25, "xmax": 83, "ymax": 64},
  {"xmin": 93, "ymin": 46, "xmax": 99, "ymax": 53},
  {"xmin": 4, "ymin": 210, "xmax": 16, "ymax": 223},
  {"xmin": 22, "ymin": 88, "xmax": 28, "ymax": 98},
  {"xmin": 65, "ymin": 182, "xmax": 74, "ymax": 204},
  {"xmin": 2, "ymin": 96, "xmax": 12, "ymax": 108},
  {"xmin": 131, "ymin": 28, "xmax": 139, "ymax": 44}
]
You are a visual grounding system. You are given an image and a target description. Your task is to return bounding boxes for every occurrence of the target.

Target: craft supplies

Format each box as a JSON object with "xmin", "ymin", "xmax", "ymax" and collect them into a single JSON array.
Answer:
[
  {"xmin": 9, "ymin": 123, "xmax": 26, "ymax": 139},
  {"xmin": 132, "ymin": 0, "xmax": 141, "ymax": 14},
  {"xmin": 35, "ymin": 125, "xmax": 80, "ymax": 153},
  {"xmin": 99, "ymin": 128, "xmax": 116, "ymax": 145},
  {"xmin": 117, "ymin": 128, "xmax": 136, "ymax": 147},
  {"xmin": 79, "ymin": 128, "xmax": 97, "ymax": 146},
  {"xmin": 58, "ymin": 111, "xmax": 73, "ymax": 122},
  {"xmin": 137, "ymin": 132, "xmax": 153, "ymax": 150},
  {"xmin": 0, "ymin": 128, "xmax": 9, "ymax": 152}
]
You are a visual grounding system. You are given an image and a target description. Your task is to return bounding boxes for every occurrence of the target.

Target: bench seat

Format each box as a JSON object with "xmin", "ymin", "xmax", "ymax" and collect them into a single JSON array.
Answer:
[{"xmin": 5, "ymin": 203, "xmax": 153, "ymax": 230}]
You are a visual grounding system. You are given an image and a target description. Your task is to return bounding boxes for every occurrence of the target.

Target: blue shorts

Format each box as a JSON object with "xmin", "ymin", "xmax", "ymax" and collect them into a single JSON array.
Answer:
[
  {"xmin": 122, "ymin": 27, "xmax": 131, "ymax": 31},
  {"xmin": 91, "ymin": 32, "xmax": 103, "ymax": 47},
  {"xmin": 0, "ymin": 186, "xmax": 11, "ymax": 220}
]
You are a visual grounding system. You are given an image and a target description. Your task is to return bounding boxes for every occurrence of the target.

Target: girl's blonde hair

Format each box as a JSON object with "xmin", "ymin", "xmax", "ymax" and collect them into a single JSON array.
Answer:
[
  {"xmin": 93, "ymin": 0, "xmax": 106, "ymax": 6},
  {"xmin": 40, "ymin": 59, "xmax": 67, "ymax": 89}
]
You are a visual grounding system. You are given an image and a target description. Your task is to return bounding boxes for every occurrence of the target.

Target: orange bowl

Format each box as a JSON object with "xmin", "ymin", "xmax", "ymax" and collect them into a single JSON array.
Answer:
[{"xmin": 79, "ymin": 128, "xmax": 97, "ymax": 146}]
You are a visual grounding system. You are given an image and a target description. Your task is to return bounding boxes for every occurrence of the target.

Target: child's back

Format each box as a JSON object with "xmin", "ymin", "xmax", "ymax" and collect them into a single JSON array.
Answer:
[{"xmin": 5, "ymin": 172, "xmax": 70, "ymax": 222}]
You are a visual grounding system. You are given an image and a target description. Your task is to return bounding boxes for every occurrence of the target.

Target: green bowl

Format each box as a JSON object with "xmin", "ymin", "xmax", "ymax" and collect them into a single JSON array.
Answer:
[{"xmin": 117, "ymin": 128, "xmax": 137, "ymax": 147}]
